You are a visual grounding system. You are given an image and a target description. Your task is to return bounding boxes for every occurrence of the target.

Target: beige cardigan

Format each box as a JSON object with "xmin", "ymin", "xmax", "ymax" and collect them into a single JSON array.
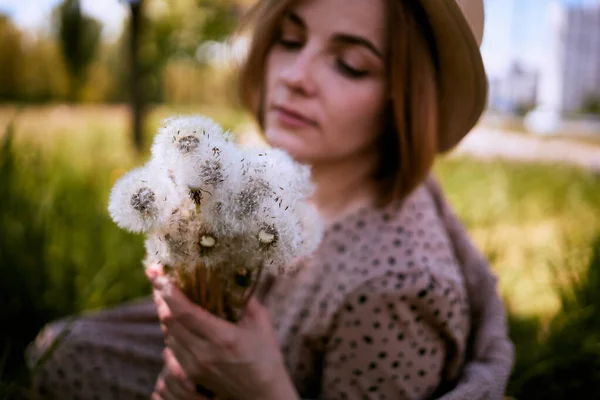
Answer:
[{"xmin": 425, "ymin": 175, "xmax": 515, "ymax": 399}]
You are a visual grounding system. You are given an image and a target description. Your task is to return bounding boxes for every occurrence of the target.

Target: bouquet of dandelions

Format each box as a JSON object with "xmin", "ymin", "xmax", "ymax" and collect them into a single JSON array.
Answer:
[{"xmin": 108, "ymin": 115, "xmax": 323, "ymax": 322}]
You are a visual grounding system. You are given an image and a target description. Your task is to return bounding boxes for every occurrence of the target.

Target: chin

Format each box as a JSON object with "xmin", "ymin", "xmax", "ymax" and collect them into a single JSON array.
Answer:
[{"xmin": 264, "ymin": 127, "xmax": 315, "ymax": 164}]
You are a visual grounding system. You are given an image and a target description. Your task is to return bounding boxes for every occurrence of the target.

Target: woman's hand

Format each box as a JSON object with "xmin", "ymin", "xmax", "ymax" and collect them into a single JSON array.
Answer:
[
  {"xmin": 147, "ymin": 265, "xmax": 299, "ymax": 400},
  {"xmin": 152, "ymin": 348, "xmax": 208, "ymax": 400}
]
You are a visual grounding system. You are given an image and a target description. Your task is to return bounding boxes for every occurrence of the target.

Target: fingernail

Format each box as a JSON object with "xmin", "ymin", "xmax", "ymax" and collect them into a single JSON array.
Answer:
[
  {"xmin": 155, "ymin": 293, "xmax": 166, "ymax": 308},
  {"xmin": 145, "ymin": 267, "xmax": 158, "ymax": 281}
]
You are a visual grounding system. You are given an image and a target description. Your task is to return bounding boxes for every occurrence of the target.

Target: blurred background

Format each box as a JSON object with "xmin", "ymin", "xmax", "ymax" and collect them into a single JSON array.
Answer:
[{"xmin": 0, "ymin": 0, "xmax": 599, "ymax": 399}]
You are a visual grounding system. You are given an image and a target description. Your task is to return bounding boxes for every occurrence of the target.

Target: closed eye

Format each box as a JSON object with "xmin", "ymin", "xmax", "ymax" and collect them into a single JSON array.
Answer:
[
  {"xmin": 336, "ymin": 60, "xmax": 368, "ymax": 78},
  {"xmin": 277, "ymin": 37, "xmax": 304, "ymax": 50}
]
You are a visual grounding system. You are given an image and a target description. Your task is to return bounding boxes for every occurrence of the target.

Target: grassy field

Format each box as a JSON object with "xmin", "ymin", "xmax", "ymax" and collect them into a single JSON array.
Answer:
[
  {"xmin": 1, "ymin": 104, "xmax": 599, "ymax": 398},
  {"xmin": 435, "ymin": 156, "xmax": 600, "ymax": 317}
]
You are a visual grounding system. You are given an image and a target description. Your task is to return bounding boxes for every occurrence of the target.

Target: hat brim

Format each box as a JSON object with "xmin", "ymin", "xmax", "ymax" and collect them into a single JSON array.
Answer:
[{"xmin": 419, "ymin": 0, "xmax": 487, "ymax": 153}]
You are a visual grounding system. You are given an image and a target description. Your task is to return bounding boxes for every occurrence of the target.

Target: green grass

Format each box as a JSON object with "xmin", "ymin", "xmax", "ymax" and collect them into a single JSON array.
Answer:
[
  {"xmin": 1, "ymin": 105, "xmax": 599, "ymax": 398},
  {"xmin": 504, "ymin": 235, "xmax": 600, "ymax": 399},
  {"xmin": 434, "ymin": 156, "xmax": 600, "ymax": 317}
]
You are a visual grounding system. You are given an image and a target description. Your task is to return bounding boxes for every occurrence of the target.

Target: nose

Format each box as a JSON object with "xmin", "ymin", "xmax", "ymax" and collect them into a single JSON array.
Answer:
[{"xmin": 279, "ymin": 46, "xmax": 318, "ymax": 96}]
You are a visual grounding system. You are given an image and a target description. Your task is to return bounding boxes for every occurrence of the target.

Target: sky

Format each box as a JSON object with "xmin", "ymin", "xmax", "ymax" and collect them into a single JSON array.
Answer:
[
  {"xmin": 0, "ymin": 0, "xmax": 599, "ymax": 77},
  {"xmin": 480, "ymin": 0, "xmax": 599, "ymax": 76}
]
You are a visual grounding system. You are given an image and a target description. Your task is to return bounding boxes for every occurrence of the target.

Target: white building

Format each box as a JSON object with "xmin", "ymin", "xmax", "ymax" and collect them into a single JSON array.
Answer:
[
  {"xmin": 488, "ymin": 62, "xmax": 539, "ymax": 113},
  {"xmin": 537, "ymin": 1, "xmax": 600, "ymax": 114}
]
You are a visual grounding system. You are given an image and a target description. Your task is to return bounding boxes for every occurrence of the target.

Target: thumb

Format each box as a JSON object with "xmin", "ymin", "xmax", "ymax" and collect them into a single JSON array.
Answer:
[
  {"xmin": 244, "ymin": 296, "xmax": 265, "ymax": 320},
  {"xmin": 145, "ymin": 262, "xmax": 165, "ymax": 282}
]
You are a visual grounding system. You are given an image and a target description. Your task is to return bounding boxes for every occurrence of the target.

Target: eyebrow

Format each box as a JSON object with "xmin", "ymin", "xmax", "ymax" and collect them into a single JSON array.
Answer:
[{"xmin": 283, "ymin": 11, "xmax": 384, "ymax": 60}]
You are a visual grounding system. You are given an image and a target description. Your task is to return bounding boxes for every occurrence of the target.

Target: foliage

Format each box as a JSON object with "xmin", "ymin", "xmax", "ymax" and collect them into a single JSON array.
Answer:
[
  {"xmin": 0, "ymin": 16, "xmax": 24, "ymax": 102},
  {"xmin": 581, "ymin": 95, "xmax": 600, "ymax": 116},
  {"xmin": 119, "ymin": 0, "xmax": 245, "ymax": 103},
  {"xmin": 506, "ymin": 235, "xmax": 600, "ymax": 399},
  {"xmin": 0, "ymin": 116, "xmax": 151, "ymax": 389},
  {"xmin": 435, "ymin": 156, "xmax": 600, "ymax": 316},
  {"xmin": 0, "ymin": 0, "xmax": 245, "ymax": 105},
  {"xmin": 514, "ymin": 102, "xmax": 536, "ymax": 118}
]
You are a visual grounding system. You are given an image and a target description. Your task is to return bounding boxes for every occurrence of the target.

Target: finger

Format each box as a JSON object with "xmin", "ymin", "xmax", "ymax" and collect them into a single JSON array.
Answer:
[
  {"xmin": 167, "ymin": 337, "xmax": 219, "ymax": 399},
  {"xmin": 151, "ymin": 392, "xmax": 162, "ymax": 400},
  {"xmin": 166, "ymin": 336, "xmax": 203, "ymax": 380},
  {"xmin": 152, "ymin": 292, "xmax": 169, "ymax": 338},
  {"xmin": 146, "ymin": 262, "xmax": 165, "ymax": 278},
  {"xmin": 241, "ymin": 296, "xmax": 265, "ymax": 323},
  {"xmin": 154, "ymin": 373, "xmax": 178, "ymax": 400},
  {"xmin": 163, "ymin": 353, "xmax": 198, "ymax": 399},
  {"xmin": 156, "ymin": 284, "xmax": 236, "ymax": 342},
  {"xmin": 155, "ymin": 293, "xmax": 208, "ymax": 348},
  {"xmin": 166, "ymin": 335, "xmax": 226, "ymax": 396},
  {"xmin": 163, "ymin": 348, "xmax": 197, "ymax": 391},
  {"xmin": 145, "ymin": 265, "xmax": 159, "ymax": 282},
  {"xmin": 163, "ymin": 315, "xmax": 212, "ymax": 359}
]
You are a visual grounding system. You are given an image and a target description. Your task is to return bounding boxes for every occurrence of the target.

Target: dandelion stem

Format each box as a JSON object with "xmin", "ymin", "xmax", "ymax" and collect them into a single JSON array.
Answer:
[
  {"xmin": 199, "ymin": 265, "xmax": 207, "ymax": 307},
  {"xmin": 189, "ymin": 267, "xmax": 198, "ymax": 303},
  {"xmin": 243, "ymin": 264, "xmax": 264, "ymax": 309},
  {"xmin": 214, "ymin": 275, "xmax": 223, "ymax": 317},
  {"xmin": 207, "ymin": 272, "xmax": 217, "ymax": 311}
]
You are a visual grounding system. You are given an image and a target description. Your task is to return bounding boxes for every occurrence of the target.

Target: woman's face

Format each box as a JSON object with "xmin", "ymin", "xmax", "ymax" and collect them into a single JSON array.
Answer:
[{"xmin": 263, "ymin": 0, "xmax": 389, "ymax": 165}]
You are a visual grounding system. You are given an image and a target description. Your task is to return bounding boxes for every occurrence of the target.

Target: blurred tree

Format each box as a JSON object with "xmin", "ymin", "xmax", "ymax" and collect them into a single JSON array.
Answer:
[
  {"xmin": 581, "ymin": 95, "xmax": 600, "ymax": 116},
  {"xmin": 198, "ymin": 0, "xmax": 245, "ymax": 41},
  {"xmin": 79, "ymin": 47, "xmax": 119, "ymax": 103},
  {"xmin": 123, "ymin": 0, "xmax": 145, "ymax": 152},
  {"xmin": 133, "ymin": 0, "xmax": 249, "ymax": 101},
  {"xmin": 0, "ymin": 15, "xmax": 24, "ymax": 101},
  {"xmin": 20, "ymin": 38, "xmax": 69, "ymax": 103},
  {"xmin": 515, "ymin": 101, "xmax": 536, "ymax": 118},
  {"xmin": 112, "ymin": 0, "xmax": 246, "ymax": 151},
  {"xmin": 54, "ymin": 0, "xmax": 102, "ymax": 102}
]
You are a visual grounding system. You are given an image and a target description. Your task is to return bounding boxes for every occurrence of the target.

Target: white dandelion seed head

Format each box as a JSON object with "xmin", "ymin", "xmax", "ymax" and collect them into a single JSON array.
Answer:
[
  {"xmin": 144, "ymin": 160, "xmax": 189, "ymax": 220},
  {"xmin": 144, "ymin": 234, "xmax": 171, "ymax": 267},
  {"xmin": 245, "ymin": 146, "xmax": 315, "ymax": 202},
  {"xmin": 245, "ymin": 194, "xmax": 301, "ymax": 273},
  {"xmin": 176, "ymin": 140, "xmax": 240, "ymax": 200},
  {"xmin": 294, "ymin": 202, "xmax": 324, "ymax": 258},
  {"xmin": 157, "ymin": 207, "xmax": 204, "ymax": 268},
  {"xmin": 150, "ymin": 115, "xmax": 233, "ymax": 172},
  {"xmin": 110, "ymin": 113, "xmax": 324, "ymax": 277},
  {"xmin": 108, "ymin": 166, "xmax": 162, "ymax": 233}
]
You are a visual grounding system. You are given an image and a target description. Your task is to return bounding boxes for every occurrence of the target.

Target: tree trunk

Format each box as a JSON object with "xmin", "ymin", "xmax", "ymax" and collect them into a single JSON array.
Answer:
[{"xmin": 130, "ymin": 0, "xmax": 144, "ymax": 153}]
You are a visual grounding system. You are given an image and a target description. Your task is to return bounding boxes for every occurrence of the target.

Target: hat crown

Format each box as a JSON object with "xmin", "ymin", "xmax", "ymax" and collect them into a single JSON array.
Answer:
[{"xmin": 455, "ymin": 0, "xmax": 485, "ymax": 46}]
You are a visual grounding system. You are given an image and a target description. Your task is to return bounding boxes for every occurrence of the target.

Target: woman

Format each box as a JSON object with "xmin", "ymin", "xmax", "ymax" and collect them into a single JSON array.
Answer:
[{"xmin": 27, "ymin": 0, "xmax": 514, "ymax": 399}]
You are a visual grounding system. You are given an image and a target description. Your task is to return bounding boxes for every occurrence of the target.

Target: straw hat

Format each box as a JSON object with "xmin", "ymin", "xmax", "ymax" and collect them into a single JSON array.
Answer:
[{"xmin": 419, "ymin": 0, "xmax": 487, "ymax": 152}]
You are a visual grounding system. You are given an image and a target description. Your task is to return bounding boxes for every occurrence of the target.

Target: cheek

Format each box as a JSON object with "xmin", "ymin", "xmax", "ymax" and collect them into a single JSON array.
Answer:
[
  {"xmin": 264, "ymin": 55, "xmax": 276, "ymax": 103},
  {"xmin": 264, "ymin": 50, "xmax": 286, "ymax": 108},
  {"xmin": 324, "ymin": 81, "xmax": 387, "ymax": 153}
]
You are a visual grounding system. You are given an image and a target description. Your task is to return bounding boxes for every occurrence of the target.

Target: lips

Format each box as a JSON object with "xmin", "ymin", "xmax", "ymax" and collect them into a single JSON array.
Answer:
[{"xmin": 272, "ymin": 105, "xmax": 317, "ymax": 127}]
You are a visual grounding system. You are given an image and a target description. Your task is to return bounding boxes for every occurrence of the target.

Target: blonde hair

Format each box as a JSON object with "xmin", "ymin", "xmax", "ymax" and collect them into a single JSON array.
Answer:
[{"xmin": 236, "ymin": 0, "xmax": 439, "ymax": 206}]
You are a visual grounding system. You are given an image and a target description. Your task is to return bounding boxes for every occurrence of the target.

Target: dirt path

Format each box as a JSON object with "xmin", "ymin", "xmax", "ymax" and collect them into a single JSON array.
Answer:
[{"xmin": 450, "ymin": 127, "xmax": 600, "ymax": 173}]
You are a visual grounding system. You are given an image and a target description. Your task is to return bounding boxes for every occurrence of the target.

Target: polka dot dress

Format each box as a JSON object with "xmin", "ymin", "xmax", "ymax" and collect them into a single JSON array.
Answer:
[
  {"xmin": 27, "ymin": 182, "xmax": 472, "ymax": 400},
  {"xmin": 260, "ymin": 183, "xmax": 470, "ymax": 399},
  {"xmin": 27, "ymin": 299, "xmax": 164, "ymax": 399}
]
